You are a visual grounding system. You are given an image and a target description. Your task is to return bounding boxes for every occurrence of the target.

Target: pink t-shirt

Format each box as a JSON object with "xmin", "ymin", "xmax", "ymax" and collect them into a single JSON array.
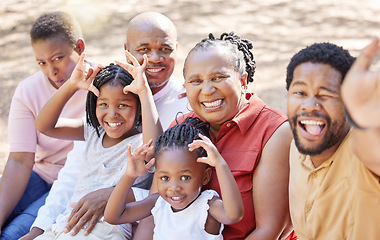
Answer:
[{"xmin": 8, "ymin": 71, "xmax": 87, "ymax": 184}]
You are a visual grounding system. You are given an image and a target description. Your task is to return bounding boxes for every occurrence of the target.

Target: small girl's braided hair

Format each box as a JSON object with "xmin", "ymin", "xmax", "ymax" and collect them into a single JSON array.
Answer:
[
  {"xmin": 86, "ymin": 63, "xmax": 141, "ymax": 137},
  {"xmin": 154, "ymin": 116, "xmax": 210, "ymax": 158},
  {"xmin": 184, "ymin": 32, "xmax": 256, "ymax": 84}
]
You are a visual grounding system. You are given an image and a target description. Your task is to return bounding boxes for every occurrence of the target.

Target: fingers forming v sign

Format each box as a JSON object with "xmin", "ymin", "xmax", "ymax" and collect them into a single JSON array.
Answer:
[
  {"xmin": 69, "ymin": 52, "xmax": 103, "ymax": 96},
  {"xmin": 115, "ymin": 51, "xmax": 150, "ymax": 96},
  {"xmin": 341, "ymin": 38, "xmax": 380, "ymax": 128}
]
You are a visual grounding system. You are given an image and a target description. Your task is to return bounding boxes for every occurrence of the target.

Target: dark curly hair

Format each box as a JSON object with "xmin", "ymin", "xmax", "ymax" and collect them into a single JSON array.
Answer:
[
  {"xmin": 86, "ymin": 63, "xmax": 141, "ymax": 137},
  {"xmin": 154, "ymin": 116, "xmax": 210, "ymax": 158},
  {"xmin": 184, "ymin": 32, "xmax": 256, "ymax": 84},
  {"xmin": 30, "ymin": 11, "xmax": 82, "ymax": 46},
  {"xmin": 286, "ymin": 42, "xmax": 356, "ymax": 90}
]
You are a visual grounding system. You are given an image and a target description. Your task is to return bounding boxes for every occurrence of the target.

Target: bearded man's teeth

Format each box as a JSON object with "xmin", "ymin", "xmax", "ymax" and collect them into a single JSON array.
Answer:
[{"xmin": 300, "ymin": 120, "xmax": 324, "ymax": 126}]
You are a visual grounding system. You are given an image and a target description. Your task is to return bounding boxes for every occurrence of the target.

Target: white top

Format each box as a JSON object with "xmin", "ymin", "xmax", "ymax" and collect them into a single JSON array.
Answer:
[
  {"xmin": 152, "ymin": 190, "xmax": 224, "ymax": 240},
  {"xmin": 31, "ymin": 77, "xmax": 189, "ymax": 231},
  {"xmin": 153, "ymin": 77, "xmax": 189, "ymax": 130},
  {"xmin": 50, "ymin": 122, "xmax": 148, "ymax": 236}
]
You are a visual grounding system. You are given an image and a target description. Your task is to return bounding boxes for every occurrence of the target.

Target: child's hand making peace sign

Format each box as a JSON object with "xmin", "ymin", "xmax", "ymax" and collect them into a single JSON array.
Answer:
[{"xmin": 116, "ymin": 51, "xmax": 150, "ymax": 97}]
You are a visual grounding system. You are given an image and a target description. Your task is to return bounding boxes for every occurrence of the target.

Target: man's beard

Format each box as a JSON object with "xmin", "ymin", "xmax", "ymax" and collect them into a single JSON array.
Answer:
[{"xmin": 290, "ymin": 113, "xmax": 348, "ymax": 156}]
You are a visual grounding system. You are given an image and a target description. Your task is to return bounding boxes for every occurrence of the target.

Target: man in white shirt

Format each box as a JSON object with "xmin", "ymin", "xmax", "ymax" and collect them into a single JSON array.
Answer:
[{"xmin": 21, "ymin": 12, "xmax": 189, "ymax": 239}]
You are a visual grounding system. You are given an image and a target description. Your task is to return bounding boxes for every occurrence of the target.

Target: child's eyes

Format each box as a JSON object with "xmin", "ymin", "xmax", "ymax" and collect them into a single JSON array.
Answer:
[
  {"xmin": 119, "ymin": 104, "xmax": 128, "ymax": 108},
  {"xmin": 160, "ymin": 176, "xmax": 169, "ymax": 181},
  {"xmin": 180, "ymin": 175, "xmax": 191, "ymax": 181},
  {"xmin": 98, "ymin": 103, "xmax": 108, "ymax": 107}
]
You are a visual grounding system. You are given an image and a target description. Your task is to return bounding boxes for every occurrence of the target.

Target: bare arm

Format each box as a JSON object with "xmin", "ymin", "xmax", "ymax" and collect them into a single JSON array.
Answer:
[
  {"xmin": 116, "ymin": 51, "xmax": 163, "ymax": 145},
  {"xmin": 246, "ymin": 122, "xmax": 293, "ymax": 240},
  {"xmin": 341, "ymin": 38, "xmax": 380, "ymax": 176},
  {"xmin": 0, "ymin": 152, "xmax": 34, "ymax": 233},
  {"xmin": 189, "ymin": 134, "xmax": 244, "ymax": 225},
  {"xmin": 34, "ymin": 53, "xmax": 101, "ymax": 141}
]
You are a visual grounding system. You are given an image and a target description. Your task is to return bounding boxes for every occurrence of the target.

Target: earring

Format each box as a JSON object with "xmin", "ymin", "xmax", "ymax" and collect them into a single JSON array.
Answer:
[{"xmin": 186, "ymin": 102, "xmax": 192, "ymax": 111}]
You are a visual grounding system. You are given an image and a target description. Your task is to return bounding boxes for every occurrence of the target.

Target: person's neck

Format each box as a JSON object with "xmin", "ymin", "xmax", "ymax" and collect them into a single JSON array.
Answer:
[{"xmin": 150, "ymin": 79, "xmax": 169, "ymax": 95}]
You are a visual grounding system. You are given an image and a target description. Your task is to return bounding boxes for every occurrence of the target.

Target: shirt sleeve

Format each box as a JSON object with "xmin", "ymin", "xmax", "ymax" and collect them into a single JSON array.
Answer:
[
  {"xmin": 31, "ymin": 141, "xmax": 85, "ymax": 230},
  {"xmin": 8, "ymin": 92, "xmax": 37, "ymax": 153}
]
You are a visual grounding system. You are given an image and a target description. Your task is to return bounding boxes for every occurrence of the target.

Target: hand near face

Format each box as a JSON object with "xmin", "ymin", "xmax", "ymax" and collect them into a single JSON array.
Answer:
[
  {"xmin": 188, "ymin": 133, "xmax": 225, "ymax": 168},
  {"xmin": 116, "ymin": 51, "xmax": 150, "ymax": 96},
  {"xmin": 341, "ymin": 38, "xmax": 380, "ymax": 128},
  {"xmin": 126, "ymin": 140, "xmax": 155, "ymax": 179},
  {"xmin": 68, "ymin": 52, "xmax": 103, "ymax": 96}
]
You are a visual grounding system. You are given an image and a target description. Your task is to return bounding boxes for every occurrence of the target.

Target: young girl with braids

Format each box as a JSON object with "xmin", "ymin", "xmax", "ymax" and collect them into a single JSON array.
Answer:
[
  {"xmin": 173, "ymin": 32, "xmax": 297, "ymax": 239},
  {"xmin": 33, "ymin": 51, "xmax": 162, "ymax": 240},
  {"xmin": 104, "ymin": 117, "xmax": 244, "ymax": 239}
]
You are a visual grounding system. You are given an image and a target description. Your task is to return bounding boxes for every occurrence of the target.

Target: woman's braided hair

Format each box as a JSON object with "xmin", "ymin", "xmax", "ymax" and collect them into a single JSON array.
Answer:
[
  {"xmin": 184, "ymin": 32, "xmax": 256, "ymax": 84},
  {"xmin": 154, "ymin": 116, "xmax": 210, "ymax": 158},
  {"xmin": 86, "ymin": 63, "xmax": 141, "ymax": 137}
]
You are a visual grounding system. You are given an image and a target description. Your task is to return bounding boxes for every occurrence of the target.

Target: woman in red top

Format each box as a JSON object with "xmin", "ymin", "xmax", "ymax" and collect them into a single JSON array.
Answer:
[{"xmin": 175, "ymin": 32, "xmax": 296, "ymax": 239}]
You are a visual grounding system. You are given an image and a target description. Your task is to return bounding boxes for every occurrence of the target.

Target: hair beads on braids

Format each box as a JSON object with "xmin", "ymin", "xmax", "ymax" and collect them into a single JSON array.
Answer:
[
  {"xmin": 154, "ymin": 117, "xmax": 210, "ymax": 158},
  {"xmin": 184, "ymin": 32, "xmax": 256, "ymax": 84},
  {"xmin": 86, "ymin": 63, "xmax": 141, "ymax": 137}
]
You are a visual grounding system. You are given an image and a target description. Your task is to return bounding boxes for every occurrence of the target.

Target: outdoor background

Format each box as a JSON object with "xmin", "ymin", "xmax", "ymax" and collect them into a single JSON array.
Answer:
[{"xmin": 0, "ymin": 0, "xmax": 379, "ymax": 173}]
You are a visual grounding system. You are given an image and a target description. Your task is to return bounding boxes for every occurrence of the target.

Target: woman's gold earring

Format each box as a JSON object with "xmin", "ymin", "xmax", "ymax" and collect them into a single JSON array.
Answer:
[{"xmin": 186, "ymin": 102, "xmax": 192, "ymax": 111}]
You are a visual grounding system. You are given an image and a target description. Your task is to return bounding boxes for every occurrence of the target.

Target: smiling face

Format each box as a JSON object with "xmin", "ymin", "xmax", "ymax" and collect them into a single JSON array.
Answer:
[
  {"xmin": 126, "ymin": 19, "xmax": 177, "ymax": 95},
  {"xmin": 96, "ymin": 82, "xmax": 139, "ymax": 145},
  {"xmin": 32, "ymin": 36, "xmax": 80, "ymax": 89},
  {"xmin": 184, "ymin": 47, "xmax": 247, "ymax": 134},
  {"xmin": 156, "ymin": 148, "xmax": 210, "ymax": 212},
  {"xmin": 287, "ymin": 62, "xmax": 350, "ymax": 162}
]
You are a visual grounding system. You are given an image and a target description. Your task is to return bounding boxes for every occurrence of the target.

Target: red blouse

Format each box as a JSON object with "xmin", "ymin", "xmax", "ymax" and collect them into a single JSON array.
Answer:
[{"xmin": 173, "ymin": 94, "xmax": 289, "ymax": 239}]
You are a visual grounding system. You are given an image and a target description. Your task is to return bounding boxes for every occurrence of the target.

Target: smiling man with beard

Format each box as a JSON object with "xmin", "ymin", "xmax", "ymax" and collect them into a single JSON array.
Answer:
[{"xmin": 286, "ymin": 40, "xmax": 380, "ymax": 240}]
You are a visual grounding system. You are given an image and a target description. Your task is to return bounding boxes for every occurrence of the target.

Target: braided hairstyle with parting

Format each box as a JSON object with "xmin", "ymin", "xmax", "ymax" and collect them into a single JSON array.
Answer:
[
  {"xmin": 30, "ymin": 11, "xmax": 82, "ymax": 46},
  {"xmin": 184, "ymin": 32, "xmax": 256, "ymax": 84},
  {"xmin": 154, "ymin": 116, "xmax": 210, "ymax": 159},
  {"xmin": 86, "ymin": 63, "xmax": 141, "ymax": 137}
]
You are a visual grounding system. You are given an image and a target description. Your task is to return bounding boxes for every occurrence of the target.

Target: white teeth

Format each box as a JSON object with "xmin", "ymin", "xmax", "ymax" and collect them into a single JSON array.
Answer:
[
  {"xmin": 171, "ymin": 196, "xmax": 181, "ymax": 201},
  {"xmin": 203, "ymin": 99, "xmax": 222, "ymax": 108},
  {"xmin": 300, "ymin": 120, "xmax": 324, "ymax": 126},
  {"xmin": 108, "ymin": 122, "xmax": 122, "ymax": 127},
  {"xmin": 147, "ymin": 68, "xmax": 161, "ymax": 73}
]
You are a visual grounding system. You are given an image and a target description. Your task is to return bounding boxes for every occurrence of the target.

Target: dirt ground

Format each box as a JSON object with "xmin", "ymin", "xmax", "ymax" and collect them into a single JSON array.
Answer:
[{"xmin": 0, "ymin": 0, "xmax": 379, "ymax": 173}]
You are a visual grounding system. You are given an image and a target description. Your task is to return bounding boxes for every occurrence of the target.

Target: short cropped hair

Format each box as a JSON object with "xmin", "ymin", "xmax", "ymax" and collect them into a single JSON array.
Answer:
[
  {"xmin": 30, "ymin": 11, "xmax": 82, "ymax": 46},
  {"xmin": 286, "ymin": 42, "xmax": 356, "ymax": 90}
]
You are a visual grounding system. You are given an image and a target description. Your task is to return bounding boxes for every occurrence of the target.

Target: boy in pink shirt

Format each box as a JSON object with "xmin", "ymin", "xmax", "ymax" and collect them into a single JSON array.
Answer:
[{"xmin": 0, "ymin": 12, "xmax": 91, "ymax": 239}]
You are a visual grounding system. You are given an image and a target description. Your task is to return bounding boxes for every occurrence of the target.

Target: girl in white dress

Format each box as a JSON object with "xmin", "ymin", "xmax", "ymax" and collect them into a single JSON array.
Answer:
[{"xmin": 105, "ymin": 117, "xmax": 244, "ymax": 240}]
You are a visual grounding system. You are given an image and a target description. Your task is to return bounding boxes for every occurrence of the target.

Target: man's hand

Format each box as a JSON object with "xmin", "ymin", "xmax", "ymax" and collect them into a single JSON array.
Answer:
[
  {"xmin": 62, "ymin": 187, "xmax": 114, "ymax": 236},
  {"xmin": 18, "ymin": 227, "xmax": 44, "ymax": 240},
  {"xmin": 341, "ymin": 37, "xmax": 380, "ymax": 128}
]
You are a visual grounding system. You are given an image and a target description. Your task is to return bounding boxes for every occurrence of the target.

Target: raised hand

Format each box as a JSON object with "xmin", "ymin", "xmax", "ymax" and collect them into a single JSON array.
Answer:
[
  {"xmin": 341, "ymin": 38, "xmax": 380, "ymax": 128},
  {"xmin": 68, "ymin": 52, "xmax": 103, "ymax": 96},
  {"xmin": 188, "ymin": 134, "xmax": 225, "ymax": 168},
  {"xmin": 126, "ymin": 140, "xmax": 155, "ymax": 179},
  {"xmin": 115, "ymin": 51, "xmax": 150, "ymax": 96}
]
